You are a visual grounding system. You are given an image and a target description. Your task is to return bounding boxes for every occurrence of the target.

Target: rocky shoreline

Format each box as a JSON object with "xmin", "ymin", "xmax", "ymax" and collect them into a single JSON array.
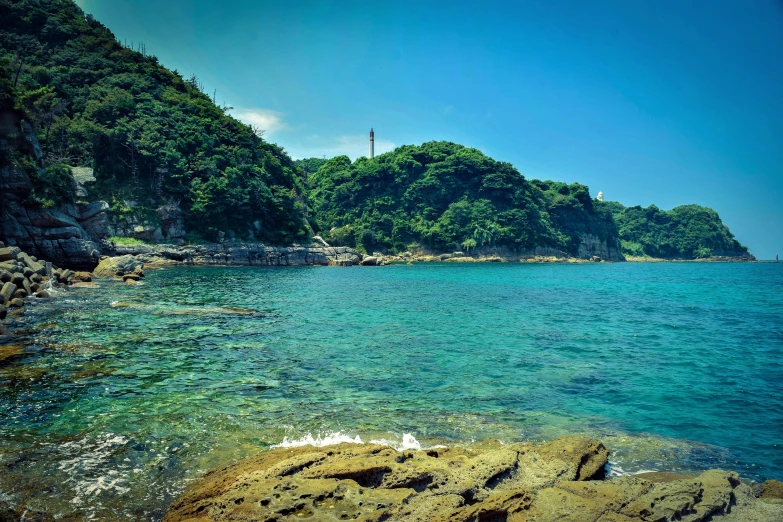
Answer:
[{"xmin": 163, "ymin": 436, "xmax": 783, "ymax": 522}]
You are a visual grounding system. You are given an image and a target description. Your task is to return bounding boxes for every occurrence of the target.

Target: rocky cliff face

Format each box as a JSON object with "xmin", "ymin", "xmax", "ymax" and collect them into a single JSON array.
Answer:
[
  {"xmin": 107, "ymin": 242, "xmax": 362, "ymax": 267},
  {"xmin": 577, "ymin": 233, "xmax": 625, "ymax": 261},
  {"xmin": 0, "ymin": 115, "xmax": 109, "ymax": 268}
]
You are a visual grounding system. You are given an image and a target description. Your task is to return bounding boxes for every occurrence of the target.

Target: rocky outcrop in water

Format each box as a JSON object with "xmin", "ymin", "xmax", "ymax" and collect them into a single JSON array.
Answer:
[{"xmin": 163, "ymin": 437, "xmax": 783, "ymax": 522}]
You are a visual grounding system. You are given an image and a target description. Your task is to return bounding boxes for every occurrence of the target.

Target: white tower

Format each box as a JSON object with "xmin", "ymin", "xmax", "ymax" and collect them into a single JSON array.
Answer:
[
  {"xmin": 597, "ymin": 191, "xmax": 604, "ymax": 201},
  {"xmin": 369, "ymin": 128, "xmax": 375, "ymax": 159}
]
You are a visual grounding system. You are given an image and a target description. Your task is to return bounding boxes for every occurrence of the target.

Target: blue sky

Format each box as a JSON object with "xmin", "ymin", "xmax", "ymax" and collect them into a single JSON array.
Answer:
[{"xmin": 75, "ymin": 0, "xmax": 783, "ymax": 259}]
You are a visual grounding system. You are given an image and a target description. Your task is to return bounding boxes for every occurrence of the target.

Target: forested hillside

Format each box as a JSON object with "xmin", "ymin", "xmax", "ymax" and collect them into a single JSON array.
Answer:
[
  {"xmin": 604, "ymin": 202, "xmax": 749, "ymax": 259},
  {"xmin": 0, "ymin": 0, "xmax": 308, "ymax": 243},
  {"xmin": 304, "ymin": 143, "xmax": 749, "ymax": 260},
  {"xmin": 305, "ymin": 141, "xmax": 621, "ymax": 257},
  {"xmin": 0, "ymin": 0, "xmax": 751, "ymax": 261}
]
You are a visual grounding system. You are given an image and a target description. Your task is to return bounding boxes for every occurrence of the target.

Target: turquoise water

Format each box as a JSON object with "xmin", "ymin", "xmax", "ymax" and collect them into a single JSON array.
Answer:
[{"xmin": 0, "ymin": 262, "xmax": 782, "ymax": 519}]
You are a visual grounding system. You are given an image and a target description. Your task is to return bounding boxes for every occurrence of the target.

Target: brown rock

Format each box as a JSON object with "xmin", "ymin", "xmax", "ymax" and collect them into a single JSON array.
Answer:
[
  {"xmin": 0, "ymin": 344, "xmax": 24, "ymax": 363},
  {"xmin": 125, "ymin": 278, "xmax": 138, "ymax": 286},
  {"xmin": 761, "ymin": 479, "xmax": 783, "ymax": 500},
  {"xmin": 163, "ymin": 438, "xmax": 783, "ymax": 522},
  {"xmin": 8, "ymin": 298, "xmax": 24, "ymax": 308},
  {"xmin": 72, "ymin": 271, "xmax": 92, "ymax": 282},
  {"xmin": 164, "ymin": 437, "xmax": 608, "ymax": 522},
  {"xmin": 93, "ymin": 255, "xmax": 144, "ymax": 278},
  {"xmin": 123, "ymin": 273, "xmax": 141, "ymax": 281}
]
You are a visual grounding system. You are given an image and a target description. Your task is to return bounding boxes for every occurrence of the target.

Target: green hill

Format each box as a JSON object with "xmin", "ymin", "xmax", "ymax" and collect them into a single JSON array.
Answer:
[
  {"xmin": 305, "ymin": 141, "xmax": 622, "ymax": 259},
  {"xmin": 603, "ymin": 201, "xmax": 750, "ymax": 259},
  {"xmin": 0, "ymin": 0, "xmax": 308, "ymax": 244},
  {"xmin": 0, "ymin": 0, "xmax": 751, "ymax": 262}
]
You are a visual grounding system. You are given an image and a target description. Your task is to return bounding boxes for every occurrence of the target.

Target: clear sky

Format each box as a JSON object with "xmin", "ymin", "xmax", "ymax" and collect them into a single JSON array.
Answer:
[{"xmin": 75, "ymin": 0, "xmax": 783, "ymax": 259}]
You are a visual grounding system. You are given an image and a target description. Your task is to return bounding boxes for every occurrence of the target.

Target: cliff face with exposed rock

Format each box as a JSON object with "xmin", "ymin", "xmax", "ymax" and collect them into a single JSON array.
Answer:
[
  {"xmin": 104, "ymin": 242, "xmax": 362, "ymax": 268},
  {"xmin": 0, "ymin": 114, "xmax": 108, "ymax": 268}
]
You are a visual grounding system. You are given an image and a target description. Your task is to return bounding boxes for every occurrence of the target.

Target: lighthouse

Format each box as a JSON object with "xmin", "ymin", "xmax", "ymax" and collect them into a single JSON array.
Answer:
[{"xmin": 369, "ymin": 128, "xmax": 375, "ymax": 159}]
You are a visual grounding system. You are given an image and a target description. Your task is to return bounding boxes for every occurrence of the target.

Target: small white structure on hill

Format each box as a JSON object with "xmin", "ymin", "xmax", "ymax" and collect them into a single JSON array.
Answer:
[
  {"xmin": 596, "ymin": 191, "xmax": 604, "ymax": 201},
  {"xmin": 369, "ymin": 128, "xmax": 375, "ymax": 159}
]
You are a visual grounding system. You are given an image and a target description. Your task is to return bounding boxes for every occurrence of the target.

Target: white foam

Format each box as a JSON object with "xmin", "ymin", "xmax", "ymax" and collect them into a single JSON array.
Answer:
[
  {"xmin": 607, "ymin": 460, "xmax": 659, "ymax": 477},
  {"xmin": 273, "ymin": 431, "xmax": 363, "ymax": 449},
  {"xmin": 273, "ymin": 431, "xmax": 433, "ymax": 452},
  {"xmin": 42, "ymin": 278, "xmax": 66, "ymax": 296},
  {"xmin": 369, "ymin": 433, "xmax": 422, "ymax": 451}
]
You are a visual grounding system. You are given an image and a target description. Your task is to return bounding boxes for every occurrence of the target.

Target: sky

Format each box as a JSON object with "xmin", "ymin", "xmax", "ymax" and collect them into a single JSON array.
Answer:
[{"xmin": 75, "ymin": 0, "xmax": 783, "ymax": 259}]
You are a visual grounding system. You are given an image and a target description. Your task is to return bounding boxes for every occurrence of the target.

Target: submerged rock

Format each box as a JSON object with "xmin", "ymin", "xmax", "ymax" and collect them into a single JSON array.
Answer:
[
  {"xmin": 164, "ymin": 437, "xmax": 783, "ymax": 522},
  {"xmin": 154, "ymin": 306, "xmax": 260, "ymax": 317},
  {"xmin": 0, "ymin": 344, "xmax": 23, "ymax": 363}
]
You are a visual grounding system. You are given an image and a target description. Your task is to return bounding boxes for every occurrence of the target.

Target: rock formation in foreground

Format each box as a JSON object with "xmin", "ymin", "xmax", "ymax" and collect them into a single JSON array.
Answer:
[{"xmin": 163, "ymin": 437, "xmax": 783, "ymax": 522}]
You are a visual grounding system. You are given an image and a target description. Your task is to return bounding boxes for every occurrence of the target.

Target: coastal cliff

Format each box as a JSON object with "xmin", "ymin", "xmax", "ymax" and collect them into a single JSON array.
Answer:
[{"xmin": 106, "ymin": 241, "xmax": 362, "ymax": 267}]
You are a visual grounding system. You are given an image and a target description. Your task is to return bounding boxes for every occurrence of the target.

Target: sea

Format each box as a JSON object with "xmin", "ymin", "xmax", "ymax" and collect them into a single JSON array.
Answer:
[{"xmin": 0, "ymin": 262, "xmax": 781, "ymax": 519}]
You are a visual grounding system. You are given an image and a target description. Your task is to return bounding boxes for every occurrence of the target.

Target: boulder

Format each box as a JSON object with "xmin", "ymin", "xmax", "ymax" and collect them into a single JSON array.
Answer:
[
  {"xmin": 35, "ymin": 290, "xmax": 50, "ymax": 298},
  {"xmin": 0, "ymin": 246, "xmax": 21, "ymax": 262},
  {"xmin": 10, "ymin": 273, "xmax": 25, "ymax": 288},
  {"xmin": 77, "ymin": 200, "xmax": 108, "ymax": 221},
  {"xmin": 0, "ymin": 305, "xmax": 5, "ymax": 320},
  {"xmin": 8, "ymin": 298, "xmax": 24, "ymax": 308},
  {"xmin": 0, "ymin": 282, "xmax": 17, "ymax": 305},
  {"xmin": 125, "ymin": 278, "xmax": 138, "ymax": 286},
  {"xmin": 72, "ymin": 271, "xmax": 92, "ymax": 282},
  {"xmin": 17, "ymin": 252, "xmax": 45, "ymax": 274},
  {"xmin": 93, "ymin": 255, "xmax": 144, "ymax": 278},
  {"xmin": 361, "ymin": 256, "xmax": 379, "ymax": 266},
  {"xmin": 122, "ymin": 273, "xmax": 141, "ymax": 282},
  {"xmin": 21, "ymin": 277, "xmax": 31, "ymax": 296},
  {"xmin": 0, "ymin": 269, "xmax": 11, "ymax": 283}
]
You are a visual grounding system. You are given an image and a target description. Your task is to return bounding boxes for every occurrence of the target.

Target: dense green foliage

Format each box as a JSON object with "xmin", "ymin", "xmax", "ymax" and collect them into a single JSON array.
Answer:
[
  {"xmin": 294, "ymin": 157, "xmax": 329, "ymax": 175},
  {"xmin": 604, "ymin": 201, "xmax": 748, "ymax": 258},
  {"xmin": 0, "ymin": 0, "xmax": 749, "ymax": 258},
  {"xmin": 306, "ymin": 141, "xmax": 617, "ymax": 255},
  {"xmin": 0, "ymin": 0, "xmax": 308, "ymax": 242}
]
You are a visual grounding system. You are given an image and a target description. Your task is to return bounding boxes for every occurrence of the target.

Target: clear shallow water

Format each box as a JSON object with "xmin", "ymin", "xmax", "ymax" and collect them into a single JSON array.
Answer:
[{"xmin": 0, "ymin": 262, "xmax": 782, "ymax": 519}]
